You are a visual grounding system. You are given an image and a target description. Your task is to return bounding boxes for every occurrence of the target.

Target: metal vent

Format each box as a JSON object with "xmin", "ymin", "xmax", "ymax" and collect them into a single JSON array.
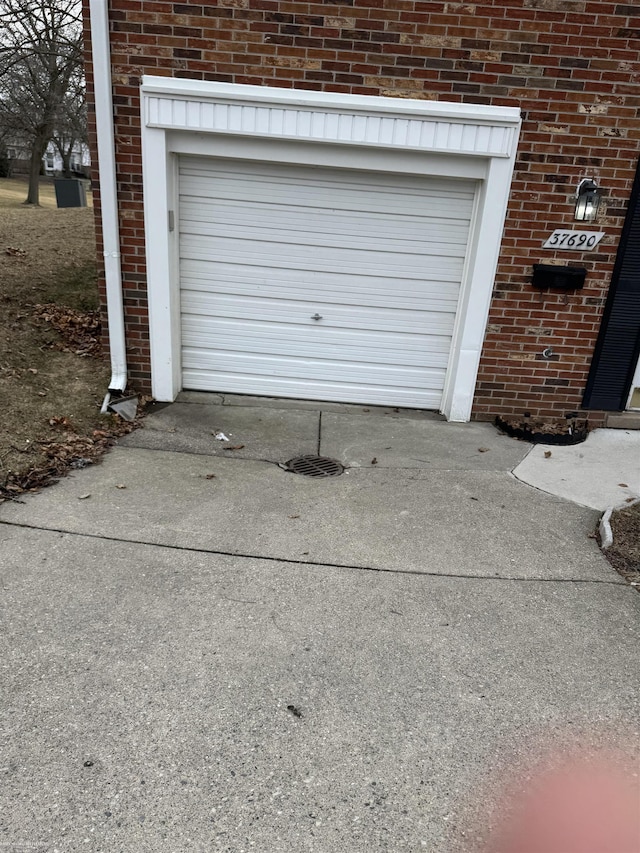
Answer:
[{"xmin": 284, "ymin": 455, "xmax": 344, "ymax": 477}]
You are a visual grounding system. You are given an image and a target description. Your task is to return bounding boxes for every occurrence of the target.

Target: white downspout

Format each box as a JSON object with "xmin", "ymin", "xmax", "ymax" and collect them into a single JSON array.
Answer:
[{"xmin": 88, "ymin": 0, "xmax": 127, "ymax": 410}]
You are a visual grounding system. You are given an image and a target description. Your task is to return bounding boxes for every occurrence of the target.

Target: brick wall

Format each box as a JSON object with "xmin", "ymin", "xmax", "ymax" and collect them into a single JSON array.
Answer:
[{"xmin": 82, "ymin": 0, "xmax": 640, "ymax": 420}]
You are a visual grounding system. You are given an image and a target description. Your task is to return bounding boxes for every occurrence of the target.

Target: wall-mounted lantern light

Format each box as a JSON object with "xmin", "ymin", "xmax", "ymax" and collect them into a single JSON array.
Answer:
[{"xmin": 574, "ymin": 178, "xmax": 602, "ymax": 222}]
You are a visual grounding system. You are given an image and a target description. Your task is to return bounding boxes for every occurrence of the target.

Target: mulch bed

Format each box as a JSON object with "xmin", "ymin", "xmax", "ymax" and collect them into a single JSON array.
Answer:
[
  {"xmin": 603, "ymin": 502, "xmax": 640, "ymax": 586},
  {"xmin": 495, "ymin": 415, "xmax": 590, "ymax": 445}
]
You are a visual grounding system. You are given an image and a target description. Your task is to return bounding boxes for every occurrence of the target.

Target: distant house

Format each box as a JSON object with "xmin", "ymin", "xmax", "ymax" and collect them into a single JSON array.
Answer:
[
  {"xmin": 82, "ymin": 0, "xmax": 640, "ymax": 424},
  {"xmin": 4, "ymin": 139, "xmax": 90, "ymax": 177},
  {"xmin": 42, "ymin": 140, "xmax": 91, "ymax": 177}
]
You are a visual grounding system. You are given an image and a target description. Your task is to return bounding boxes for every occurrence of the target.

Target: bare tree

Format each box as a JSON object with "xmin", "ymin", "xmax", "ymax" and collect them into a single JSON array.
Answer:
[
  {"xmin": 51, "ymin": 66, "xmax": 87, "ymax": 177},
  {"xmin": 0, "ymin": 0, "xmax": 84, "ymax": 205}
]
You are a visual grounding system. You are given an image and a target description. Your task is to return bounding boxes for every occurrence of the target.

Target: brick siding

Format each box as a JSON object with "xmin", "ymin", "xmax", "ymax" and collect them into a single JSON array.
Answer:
[{"xmin": 82, "ymin": 0, "xmax": 640, "ymax": 421}]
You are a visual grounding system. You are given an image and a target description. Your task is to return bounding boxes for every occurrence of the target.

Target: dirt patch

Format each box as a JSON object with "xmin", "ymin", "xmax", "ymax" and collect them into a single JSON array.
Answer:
[
  {"xmin": 603, "ymin": 502, "xmax": 640, "ymax": 586},
  {"xmin": 0, "ymin": 177, "xmax": 140, "ymax": 500}
]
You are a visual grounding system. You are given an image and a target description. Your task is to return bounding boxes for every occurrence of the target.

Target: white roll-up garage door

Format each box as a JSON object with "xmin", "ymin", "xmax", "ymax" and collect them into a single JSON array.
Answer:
[{"xmin": 179, "ymin": 156, "xmax": 476, "ymax": 409}]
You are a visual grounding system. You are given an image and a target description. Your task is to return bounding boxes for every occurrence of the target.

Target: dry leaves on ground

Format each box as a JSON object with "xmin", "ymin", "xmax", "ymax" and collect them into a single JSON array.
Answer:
[
  {"xmin": 0, "ymin": 413, "xmax": 146, "ymax": 503},
  {"xmin": 34, "ymin": 303, "xmax": 102, "ymax": 357},
  {"xmin": 603, "ymin": 502, "xmax": 640, "ymax": 586}
]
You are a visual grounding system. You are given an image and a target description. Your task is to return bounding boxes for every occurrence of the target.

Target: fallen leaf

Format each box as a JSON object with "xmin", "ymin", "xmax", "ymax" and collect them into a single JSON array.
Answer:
[
  {"xmin": 115, "ymin": 484, "xmax": 126, "ymax": 489},
  {"xmin": 618, "ymin": 483, "xmax": 628, "ymax": 488},
  {"xmin": 223, "ymin": 444, "xmax": 244, "ymax": 451},
  {"xmin": 544, "ymin": 450, "xmax": 552, "ymax": 458},
  {"xmin": 478, "ymin": 447, "xmax": 490, "ymax": 453},
  {"xmin": 78, "ymin": 493, "xmax": 91, "ymax": 500},
  {"xmin": 49, "ymin": 416, "xmax": 74, "ymax": 429}
]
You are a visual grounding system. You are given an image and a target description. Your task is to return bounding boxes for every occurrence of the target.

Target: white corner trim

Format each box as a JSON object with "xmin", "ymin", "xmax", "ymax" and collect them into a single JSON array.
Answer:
[
  {"xmin": 141, "ymin": 77, "xmax": 520, "ymax": 159},
  {"xmin": 139, "ymin": 78, "xmax": 521, "ymax": 420}
]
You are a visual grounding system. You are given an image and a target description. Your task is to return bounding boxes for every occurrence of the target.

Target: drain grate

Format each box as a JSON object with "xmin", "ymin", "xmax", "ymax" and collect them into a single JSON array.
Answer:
[{"xmin": 284, "ymin": 455, "xmax": 344, "ymax": 478}]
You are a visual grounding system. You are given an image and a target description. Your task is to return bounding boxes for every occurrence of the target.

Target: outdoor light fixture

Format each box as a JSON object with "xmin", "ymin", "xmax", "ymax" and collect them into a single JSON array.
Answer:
[{"xmin": 574, "ymin": 178, "xmax": 602, "ymax": 222}]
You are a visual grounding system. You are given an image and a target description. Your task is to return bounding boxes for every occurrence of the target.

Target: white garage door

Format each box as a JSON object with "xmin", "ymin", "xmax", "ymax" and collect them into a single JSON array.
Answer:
[{"xmin": 179, "ymin": 156, "xmax": 476, "ymax": 409}]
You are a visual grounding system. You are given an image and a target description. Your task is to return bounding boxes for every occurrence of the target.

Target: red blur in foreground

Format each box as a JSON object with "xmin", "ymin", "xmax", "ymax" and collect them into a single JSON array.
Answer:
[{"xmin": 485, "ymin": 760, "xmax": 640, "ymax": 853}]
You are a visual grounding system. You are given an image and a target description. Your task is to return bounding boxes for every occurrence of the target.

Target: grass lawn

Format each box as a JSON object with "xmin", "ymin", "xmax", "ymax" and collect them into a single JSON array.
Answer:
[
  {"xmin": 0, "ymin": 176, "xmax": 129, "ymax": 498},
  {"xmin": 0, "ymin": 176, "xmax": 93, "ymax": 210}
]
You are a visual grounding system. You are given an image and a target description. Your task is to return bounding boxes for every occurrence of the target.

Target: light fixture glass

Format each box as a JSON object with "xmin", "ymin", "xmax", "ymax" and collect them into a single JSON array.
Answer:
[{"xmin": 575, "ymin": 178, "xmax": 601, "ymax": 222}]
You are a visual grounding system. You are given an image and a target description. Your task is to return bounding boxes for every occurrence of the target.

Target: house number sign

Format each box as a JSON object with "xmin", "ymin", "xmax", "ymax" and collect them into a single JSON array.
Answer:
[{"xmin": 542, "ymin": 230, "xmax": 605, "ymax": 250}]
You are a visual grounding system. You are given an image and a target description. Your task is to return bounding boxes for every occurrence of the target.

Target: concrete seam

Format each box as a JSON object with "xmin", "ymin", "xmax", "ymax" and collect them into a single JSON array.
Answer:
[
  {"xmin": 116, "ymin": 443, "xmax": 537, "ymax": 476},
  {"xmin": 0, "ymin": 519, "xmax": 626, "ymax": 587}
]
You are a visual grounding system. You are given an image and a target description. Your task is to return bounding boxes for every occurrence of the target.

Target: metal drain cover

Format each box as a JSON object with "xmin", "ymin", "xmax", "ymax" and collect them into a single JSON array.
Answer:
[{"xmin": 284, "ymin": 455, "xmax": 344, "ymax": 477}]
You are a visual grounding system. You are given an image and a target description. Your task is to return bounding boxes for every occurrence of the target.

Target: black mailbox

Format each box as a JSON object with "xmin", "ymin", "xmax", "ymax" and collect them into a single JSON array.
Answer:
[{"xmin": 532, "ymin": 264, "xmax": 586, "ymax": 290}]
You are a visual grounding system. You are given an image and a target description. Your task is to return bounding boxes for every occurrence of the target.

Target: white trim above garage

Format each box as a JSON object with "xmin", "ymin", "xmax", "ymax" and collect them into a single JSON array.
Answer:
[{"xmin": 140, "ymin": 77, "xmax": 521, "ymax": 421}]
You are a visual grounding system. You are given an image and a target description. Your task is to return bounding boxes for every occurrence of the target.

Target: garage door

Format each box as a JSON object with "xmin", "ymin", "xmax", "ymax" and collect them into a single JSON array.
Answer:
[{"xmin": 179, "ymin": 156, "xmax": 476, "ymax": 409}]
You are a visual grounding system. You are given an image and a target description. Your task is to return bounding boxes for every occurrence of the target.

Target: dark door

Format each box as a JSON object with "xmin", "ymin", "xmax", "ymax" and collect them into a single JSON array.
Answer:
[{"xmin": 583, "ymin": 157, "xmax": 640, "ymax": 411}]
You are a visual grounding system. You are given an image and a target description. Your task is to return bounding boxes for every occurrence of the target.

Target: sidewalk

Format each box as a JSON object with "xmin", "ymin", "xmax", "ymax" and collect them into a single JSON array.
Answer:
[
  {"xmin": 513, "ymin": 427, "xmax": 640, "ymax": 511},
  {"xmin": 0, "ymin": 394, "xmax": 638, "ymax": 853}
]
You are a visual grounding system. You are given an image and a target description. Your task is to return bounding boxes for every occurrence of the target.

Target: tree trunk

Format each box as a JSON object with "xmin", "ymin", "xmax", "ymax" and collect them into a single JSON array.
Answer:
[
  {"xmin": 24, "ymin": 135, "xmax": 49, "ymax": 206},
  {"xmin": 62, "ymin": 147, "xmax": 72, "ymax": 178}
]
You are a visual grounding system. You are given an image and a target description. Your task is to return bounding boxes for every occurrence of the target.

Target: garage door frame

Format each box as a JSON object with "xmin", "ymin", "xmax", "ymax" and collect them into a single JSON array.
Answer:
[{"xmin": 140, "ymin": 77, "xmax": 521, "ymax": 421}]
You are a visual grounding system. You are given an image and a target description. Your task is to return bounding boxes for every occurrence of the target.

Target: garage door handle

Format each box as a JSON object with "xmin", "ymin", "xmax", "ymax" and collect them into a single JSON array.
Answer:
[{"xmin": 311, "ymin": 313, "xmax": 323, "ymax": 321}]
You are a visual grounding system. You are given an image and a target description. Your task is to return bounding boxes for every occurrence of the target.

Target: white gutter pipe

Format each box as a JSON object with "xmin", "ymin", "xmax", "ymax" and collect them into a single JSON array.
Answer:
[{"xmin": 88, "ymin": 0, "xmax": 127, "ymax": 410}]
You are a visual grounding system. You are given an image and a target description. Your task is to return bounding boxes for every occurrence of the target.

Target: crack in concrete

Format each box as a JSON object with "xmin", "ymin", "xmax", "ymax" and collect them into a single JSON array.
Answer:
[{"xmin": 0, "ymin": 519, "xmax": 625, "ymax": 586}]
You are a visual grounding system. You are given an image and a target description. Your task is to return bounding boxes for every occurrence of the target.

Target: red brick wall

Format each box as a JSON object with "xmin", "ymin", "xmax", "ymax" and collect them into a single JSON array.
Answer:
[{"xmin": 82, "ymin": 0, "xmax": 640, "ymax": 420}]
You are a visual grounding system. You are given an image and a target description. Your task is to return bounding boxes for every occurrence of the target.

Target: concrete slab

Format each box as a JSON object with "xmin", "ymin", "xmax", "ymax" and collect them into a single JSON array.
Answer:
[
  {"xmin": 176, "ymin": 391, "xmax": 225, "ymax": 405},
  {"xmin": 0, "ymin": 446, "xmax": 610, "ymax": 582},
  {"xmin": 178, "ymin": 391, "xmax": 444, "ymax": 420},
  {"xmin": 321, "ymin": 412, "xmax": 528, "ymax": 470},
  {"xmin": 0, "ymin": 525, "xmax": 637, "ymax": 853},
  {"xmin": 120, "ymin": 402, "xmax": 319, "ymax": 463},
  {"xmin": 514, "ymin": 429, "xmax": 640, "ymax": 511}
]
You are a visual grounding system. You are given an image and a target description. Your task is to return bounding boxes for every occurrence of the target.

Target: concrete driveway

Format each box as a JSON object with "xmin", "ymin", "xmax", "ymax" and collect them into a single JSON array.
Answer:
[{"xmin": 1, "ymin": 394, "xmax": 638, "ymax": 852}]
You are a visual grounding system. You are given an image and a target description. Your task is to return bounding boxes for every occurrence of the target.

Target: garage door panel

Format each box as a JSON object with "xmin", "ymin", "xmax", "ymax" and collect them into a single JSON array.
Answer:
[
  {"xmin": 180, "ymin": 198, "xmax": 474, "ymax": 241},
  {"xmin": 180, "ymin": 164, "xmax": 476, "ymax": 211},
  {"xmin": 179, "ymin": 156, "xmax": 475, "ymax": 408},
  {"xmin": 182, "ymin": 208, "xmax": 468, "ymax": 257},
  {"xmin": 181, "ymin": 262, "xmax": 464, "ymax": 301},
  {"xmin": 181, "ymin": 183, "xmax": 472, "ymax": 220},
  {"xmin": 183, "ymin": 348, "xmax": 446, "ymax": 390},
  {"xmin": 181, "ymin": 293, "xmax": 457, "ymax": 335},
  {"xmin": 181, "ymin": 238, "xmax": 467, "ymax": 279},
  {"xmin": 182, "ymin": 316, "xmax": 452, "ymax": 368},
  {"xmin": 182, "ymin": 371, "xmax": 444, "ymax": 409}
]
